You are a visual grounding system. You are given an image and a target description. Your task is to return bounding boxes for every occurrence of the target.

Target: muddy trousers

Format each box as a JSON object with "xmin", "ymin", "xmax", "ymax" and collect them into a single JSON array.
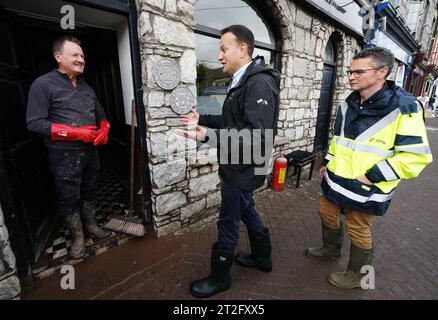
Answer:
[
  {"xmin": 317, "ymin": 195, "xmax": 374, "ymax": 249},
  {"xmin": 48, "ymin": 148, "xmax": 100, "ymax": 218}
]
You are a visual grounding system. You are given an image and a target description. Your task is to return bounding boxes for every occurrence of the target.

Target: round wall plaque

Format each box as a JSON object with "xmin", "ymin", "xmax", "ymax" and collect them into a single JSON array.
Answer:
[
  {"xmin": 153, "ymin": 58, "xmax": 181, "ymax": 90},
  {"xmin": 170, "ymin": 86, "xmax": 194, "ymax": 115}
]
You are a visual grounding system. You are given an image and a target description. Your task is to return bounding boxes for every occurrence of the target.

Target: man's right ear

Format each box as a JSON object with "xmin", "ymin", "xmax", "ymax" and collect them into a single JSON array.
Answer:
[{"xmin": 54, "ymin": 52, "xmax": 61, "ymax": 63}]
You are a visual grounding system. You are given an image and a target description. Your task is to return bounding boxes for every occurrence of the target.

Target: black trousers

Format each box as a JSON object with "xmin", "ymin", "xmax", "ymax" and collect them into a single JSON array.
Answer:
[
  {"xmin": 216, "ymin": 181, "xmax": 265, "ymax": 254},
  {"xmin": 48, "ymin": 148, "xmax": 100, "ymax": 217}
]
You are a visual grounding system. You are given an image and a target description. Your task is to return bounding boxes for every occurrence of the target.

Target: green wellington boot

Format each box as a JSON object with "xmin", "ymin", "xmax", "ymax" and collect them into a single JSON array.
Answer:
[
  {"xmin": 81, "ymin": 200, "xmax": 112, "ymax": 239},
  {"xmin": 327, "ymin": 244, "xmax": 373, "ymax": 289},
  {"xmin": 64, "ymin": 212, "xmax": 86, "ymax": 259},
  {"xmin": 305, "ymin": 222, "xmax": 343, "ymax": 260}
]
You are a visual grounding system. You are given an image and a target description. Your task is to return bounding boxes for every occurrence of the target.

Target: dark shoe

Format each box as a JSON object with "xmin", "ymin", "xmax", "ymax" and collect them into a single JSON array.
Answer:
[
  {"xmin": 235, "ymin": 228, "xmax": 272, "ymax": 272},
  {"xmin": 65, "ymin": 212, "xmax": 85, "ymax": 259},
  {"xmin": 327, "ymin": 244, "xmax": 373, "ymax": 289},
  {"xmin": 305, "ymin": 222, "xmax": 343, "ymax": 260},
  {"xmin": 189, "ymin": 243, "xmax": 233, "ymax": 298},
  {"xmin": 81, "ymin": 200, "xmax": 111, "ymax": 239}
]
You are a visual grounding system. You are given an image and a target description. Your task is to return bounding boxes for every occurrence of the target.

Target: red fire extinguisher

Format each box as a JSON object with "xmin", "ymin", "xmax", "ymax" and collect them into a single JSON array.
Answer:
[{"xmin": 273, "ymin": 155, "xmax": 288, "ymax": 191}]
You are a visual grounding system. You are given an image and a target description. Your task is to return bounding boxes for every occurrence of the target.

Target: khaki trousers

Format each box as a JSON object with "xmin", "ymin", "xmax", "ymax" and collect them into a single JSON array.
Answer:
[{"xmin": 317, "ymin": 195, "xmax": 374, "ymax": 249}]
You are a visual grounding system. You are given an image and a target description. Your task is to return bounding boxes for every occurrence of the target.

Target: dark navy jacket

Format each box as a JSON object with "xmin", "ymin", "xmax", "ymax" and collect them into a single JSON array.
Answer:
[{"xmin": 199, "ymin": 57, "xmax": 280, "ymax": 191}]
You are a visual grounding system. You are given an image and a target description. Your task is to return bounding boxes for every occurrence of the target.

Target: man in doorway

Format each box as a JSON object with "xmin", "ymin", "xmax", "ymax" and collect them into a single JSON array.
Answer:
[
  {"xmin": 26, "ymin": 35, "xmax": 111, "ymax": 259},
  {"xmin": 177, "ymin": 25, "xmax": 280, "ymax": 298},
  {"xmin": 306, "ymin": 47, "xmax": 432, "ymax": 289}
]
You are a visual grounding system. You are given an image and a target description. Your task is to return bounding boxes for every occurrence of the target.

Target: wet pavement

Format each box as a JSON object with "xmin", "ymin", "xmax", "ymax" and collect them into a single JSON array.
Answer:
[{"xmin": 22, "ymin": 118, "xmax": 438, "ymax": 300}]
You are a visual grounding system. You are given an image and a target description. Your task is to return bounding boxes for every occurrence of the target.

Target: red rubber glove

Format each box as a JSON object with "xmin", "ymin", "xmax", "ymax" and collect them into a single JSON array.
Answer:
[
  {"xmin": 51, "ymin": 123, "xmax": 98, "ymax": 143},
  {"xmin": 81, "ymin": 125, "xmax": 98, "ymax": 130},
  {"xmin": 93, "ymin": 120, "xmax": 110, "ymax": 145}
]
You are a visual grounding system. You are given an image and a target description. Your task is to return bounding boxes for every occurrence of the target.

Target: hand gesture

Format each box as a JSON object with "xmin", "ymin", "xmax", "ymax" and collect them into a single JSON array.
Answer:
[
  {"xmin": 175, "ymin": 125, "xmax": 207, "ymax": 141},
  {"xmin": 180, "ymin": 107, "xmax": 199, "ymax": 127}
]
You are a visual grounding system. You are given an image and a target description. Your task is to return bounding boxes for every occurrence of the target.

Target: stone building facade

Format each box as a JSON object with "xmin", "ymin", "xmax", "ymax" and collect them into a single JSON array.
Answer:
[
  {"xmin": 404, "ymin": 0, "xmax": 438, "ymax": 94},
  {"xmin": 0, "ymin": 205, "xmax": 21, "ymax": 299},
  {"xmin": 136, "ymin": 0, "xmax": 362, "ymax": 237},
  {"xmin": 410, "ymin": 0, "xmax": 437, "ymax": 53},
  {"xmin": 0, "ymin": 0, "xmax": 364, "ymax": 298}
]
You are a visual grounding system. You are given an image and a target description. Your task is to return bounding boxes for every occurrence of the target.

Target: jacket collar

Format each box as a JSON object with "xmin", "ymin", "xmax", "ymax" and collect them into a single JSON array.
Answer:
[
  {"xmin": 230, "ymin": 61, "xmax": 251, "ymax": 88},
  {"xmin": 227, "ymin": 56, "xmax": 277, "ymax": 93},
  {"xmin": 346, "ymin": 82, "xmax": 398, "ymax": 116}
]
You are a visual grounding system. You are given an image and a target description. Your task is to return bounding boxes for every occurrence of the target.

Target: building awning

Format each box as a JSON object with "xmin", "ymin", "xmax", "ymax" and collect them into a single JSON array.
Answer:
[{"xmin": 373, "ymin": 30, "xmax": 413, "ymax": 65}]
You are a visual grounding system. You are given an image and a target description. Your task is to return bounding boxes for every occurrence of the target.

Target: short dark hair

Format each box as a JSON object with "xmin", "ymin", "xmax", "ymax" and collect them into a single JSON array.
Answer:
[
  {"xmin": 353, "ymin": 47, "xmax": 394, "ymax": 78},
  {"xmin": 221, "ymin": 25, "xmax": 255, "ymax": 56},
  {"xmin": 52, "ymin": 35, "xmax": 81, "ymax": 54}
]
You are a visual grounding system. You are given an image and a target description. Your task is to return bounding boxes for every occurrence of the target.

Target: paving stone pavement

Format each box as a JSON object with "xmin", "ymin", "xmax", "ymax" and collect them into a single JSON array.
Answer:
[{"xmin": 22, "ymin": 118, "xmax": 438, "ymax": 300}]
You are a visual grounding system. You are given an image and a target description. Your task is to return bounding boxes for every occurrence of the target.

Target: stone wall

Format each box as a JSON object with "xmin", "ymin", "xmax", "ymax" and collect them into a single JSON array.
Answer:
[
  {"xmin": 137, "ymin": 0, "xmax": 361, "ymax": 236},
  {"xmin": 272, "ymin": 0, "xmax": 360, "ymax": 157},
  {"xmin": 0, "ymin": 205, "xmax": 20, "ymax": 299},
  {"xmin": 415, "ymin": 1, "xmax": 437, "ymax": 53},
  {"xmin": 137, "ymin": 0, "xmax": 220, "ymax": 237}
]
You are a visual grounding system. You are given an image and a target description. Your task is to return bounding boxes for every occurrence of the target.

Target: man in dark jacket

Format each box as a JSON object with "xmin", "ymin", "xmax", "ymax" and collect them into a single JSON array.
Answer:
[
  {"xmin": 178, "ymin": 25, "xmax": 280, "ymax": 298},
  {"xmin": 26, "ymin": 35, "xmax": 111, "ymax": 259}
]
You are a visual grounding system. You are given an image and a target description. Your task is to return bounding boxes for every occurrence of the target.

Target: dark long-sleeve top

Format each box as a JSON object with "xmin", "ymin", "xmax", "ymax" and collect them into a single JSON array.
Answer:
[{"xmin": 26, "ymin": 69, "xmax": 107, "ymax": 149}]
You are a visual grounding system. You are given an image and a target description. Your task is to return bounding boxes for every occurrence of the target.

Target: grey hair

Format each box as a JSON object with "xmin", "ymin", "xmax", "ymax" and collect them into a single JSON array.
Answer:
[{"xmin": 353, "ymin": 47, "xmax": 395, "ymax": 78}]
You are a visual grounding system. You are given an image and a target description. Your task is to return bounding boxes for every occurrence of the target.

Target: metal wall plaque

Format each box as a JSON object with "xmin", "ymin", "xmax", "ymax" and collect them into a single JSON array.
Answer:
[
  {"xmin": 153, "ymin": 58, "xmax": 181, "ymax": 90},
  {"xmin": 170, "ymin": 86, "xmax": 194, "ymax": 115}
]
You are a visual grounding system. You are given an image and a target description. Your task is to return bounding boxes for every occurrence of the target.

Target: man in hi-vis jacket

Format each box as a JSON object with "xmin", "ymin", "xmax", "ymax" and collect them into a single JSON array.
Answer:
[{"xmin": 306, "ymin": 47, "xmax": 432, "ymax": 289}]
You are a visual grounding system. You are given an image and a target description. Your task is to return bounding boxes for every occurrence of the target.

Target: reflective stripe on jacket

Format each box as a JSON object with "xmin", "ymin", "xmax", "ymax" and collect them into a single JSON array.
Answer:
[{"xmin": 322, "ymin": 83, "xmax": 433, "ymax": 216}]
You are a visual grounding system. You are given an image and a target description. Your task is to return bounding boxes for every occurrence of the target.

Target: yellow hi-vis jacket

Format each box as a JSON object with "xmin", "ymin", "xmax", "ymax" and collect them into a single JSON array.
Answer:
[{"xmin": 321, "ymin": 83, "xmax": 433, "ymax": 216}]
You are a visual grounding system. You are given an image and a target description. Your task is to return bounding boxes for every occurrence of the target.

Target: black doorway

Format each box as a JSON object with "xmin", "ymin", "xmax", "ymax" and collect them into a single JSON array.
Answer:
[
  {"xmin": 314, "ymin": 37, "xmax": 338, "ymax": 153},
  {"xmin": 0, "ymin": 8, "xmax": 145, "ymax": 280}
]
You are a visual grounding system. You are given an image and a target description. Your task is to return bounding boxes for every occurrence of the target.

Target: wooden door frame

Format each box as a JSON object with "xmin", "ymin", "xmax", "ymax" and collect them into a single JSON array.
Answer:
[
  {"xmin": 0, "ymin": 0, "xmax": 152, "ymax": 279},
  {"xmin": 67, "ymin": 0, "xmax": 152, "ymax": 221}
]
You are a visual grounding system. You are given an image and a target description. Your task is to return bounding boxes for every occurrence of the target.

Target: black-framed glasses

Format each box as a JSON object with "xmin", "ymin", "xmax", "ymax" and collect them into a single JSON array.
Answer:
[{"xmin": 347, "ymin": 67, "xmax": 385, "ymax": 77}]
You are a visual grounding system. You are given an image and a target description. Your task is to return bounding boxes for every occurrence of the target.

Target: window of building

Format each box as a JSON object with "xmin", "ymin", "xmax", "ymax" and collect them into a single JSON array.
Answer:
[
  {"xmin": 390, "ymin": 0, "xmax": 401, "ymax": 8},
  {"xmin": 194, "ymin": 0, "xmax": 280, "ymax": 115},
  {"xmin": 325, "ymin": 39, "xmax": 336, "ymax": 63},
  {"xmin": 424, "ymin": 81, "xmax": 431, "ymax": 93},
  {"xmin": 395, "ymin": 64, "xmax": 406, "ymax": 87},
  {"xmin": 406, "ymin": 1, "xmax": 424, "ymax": 34}
]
